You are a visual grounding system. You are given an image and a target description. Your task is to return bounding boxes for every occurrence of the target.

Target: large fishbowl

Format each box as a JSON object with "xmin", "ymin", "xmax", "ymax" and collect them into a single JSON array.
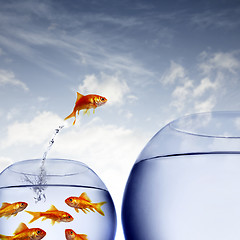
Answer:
[
  {"xmin": 0, "ymin": 159, "xmax": 117, "ymax": 240},
  {"xmin": 122, "ymin": 111, "xmax": 240, "ymax": 240}
]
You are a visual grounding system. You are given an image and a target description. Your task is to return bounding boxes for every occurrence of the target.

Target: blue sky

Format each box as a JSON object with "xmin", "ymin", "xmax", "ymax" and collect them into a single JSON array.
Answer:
[{"xmin": 0, "ymin": 0, "xmax": 240, "ymax": 239}]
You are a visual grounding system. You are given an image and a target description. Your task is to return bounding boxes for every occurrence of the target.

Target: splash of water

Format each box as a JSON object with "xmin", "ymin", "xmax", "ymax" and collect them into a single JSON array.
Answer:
[
  {"xmin": 23, "ymin": 124, "xmax": 66, "ymax": 202},
  {"xmin": 40, "ymin": 125, "xmax": 65, "ymax": 183}
]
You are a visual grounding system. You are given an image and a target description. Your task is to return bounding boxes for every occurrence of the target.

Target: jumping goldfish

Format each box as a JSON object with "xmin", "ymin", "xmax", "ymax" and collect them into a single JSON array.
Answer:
[
  {"xmin": 65, "ymin": 229, "xmax": 88, "ymax": 240},
  {"xmin": 65, "ymin": 192, "xmax": 106, "ymax": 216},
  {"xmin": 0, "ymin": 222, "xmax": 46, "ymax": 240},
  {"xmin": 0, "ymin": 202, "xmax": 28, "ymax": 218},
  {"xmin": 26, "ymin": 205, "xmax": 73, "ymax": 225},
  {"xmin": 64, "ymin": 92, "xmax": 107, "ymax": 125}
]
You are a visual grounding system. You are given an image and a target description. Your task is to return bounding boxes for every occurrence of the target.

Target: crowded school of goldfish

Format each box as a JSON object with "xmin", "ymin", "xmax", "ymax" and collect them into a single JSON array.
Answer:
[{"xmin": 0, "ymin": 193, "xmax": 106, "ymax": 239}]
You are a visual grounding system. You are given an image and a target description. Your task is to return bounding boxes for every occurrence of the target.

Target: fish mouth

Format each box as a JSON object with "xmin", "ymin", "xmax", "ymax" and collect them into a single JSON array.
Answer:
[
  {"xmin": 99, "ymin": 99, "xmax": 107, "ymax": 105},
  {"xmin": 95, "ymin": 98, "xmax": 107, "ymax": 106},
  {"xmin": 98, "ymin": 102, "xmax": 107, "ymax": 106}
]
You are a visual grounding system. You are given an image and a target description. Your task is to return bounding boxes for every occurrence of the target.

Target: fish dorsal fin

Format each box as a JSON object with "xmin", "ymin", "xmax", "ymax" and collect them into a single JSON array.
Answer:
[
  {"xmin": 0, "ymin": 202, "xmax": 11, "ymax": 209},
  {"xmin": 47, "ymin": 205, "xmax": 58, "ymax": 212},
  {"xmin": 80, "ymin": 192, "xmax": 91, "ymax": 202},
  {"xmin": 76, "ymin": 92, "xmax": 84, "ymax": 102},
  {"xmin": 81, "ymin": 234, "xmax": 88, "ymax": 240},
  {"xmin": 14, "ymin": 222, "xmax": 29, "ymax": 235}
]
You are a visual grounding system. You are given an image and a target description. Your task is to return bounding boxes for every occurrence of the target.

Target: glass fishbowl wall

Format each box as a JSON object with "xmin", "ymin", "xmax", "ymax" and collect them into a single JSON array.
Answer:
[{"xmin": 122, "ymin": 111, "xmax": 240, "ymax": 240}]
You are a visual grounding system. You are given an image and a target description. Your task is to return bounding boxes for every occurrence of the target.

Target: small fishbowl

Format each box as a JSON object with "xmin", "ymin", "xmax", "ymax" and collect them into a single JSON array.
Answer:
[
  {"xmin": 0, "ymin": 159, "xmax": 117, "ymax": 240},
  {"xmin": 122, "ymin": 111, "xmax": 240, "ymax": 240}
]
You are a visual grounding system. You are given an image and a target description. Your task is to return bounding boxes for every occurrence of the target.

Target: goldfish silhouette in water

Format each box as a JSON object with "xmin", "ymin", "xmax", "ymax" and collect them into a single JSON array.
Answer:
[
  {"xmin": 64, "ymin": 92, "xmax": 107, "ymax": 125},
  {"xmin": 0, "ymin": 202, "xmax": 28, "ymax": 218},
  {"xmin": 65, "ymin": 192, "xmax": 106, "ymax": 216},
  {"xmin": 26, "ymin": 205, "xmax": 73, "ymax": 225},
  {"xmin": 0, "ymin": 222, "xmax": 46, "ymax": 240},
  {"xmin": 65, "ymin": 229, "xmax": 88, "ymax": 240}
]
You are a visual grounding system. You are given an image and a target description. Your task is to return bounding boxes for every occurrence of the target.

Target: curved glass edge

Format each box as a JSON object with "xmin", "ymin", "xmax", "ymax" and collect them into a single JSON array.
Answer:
[
  {"xmin": 0, "ymin": 158, "xmax": 108, "ymax": 191},
  {"xmin": 170, "ymin": 111, "xmax": 240, "ymax": 138},
  {"xmin": 135, "ymin": 111, "xmax": 240, "ymax": 163}
]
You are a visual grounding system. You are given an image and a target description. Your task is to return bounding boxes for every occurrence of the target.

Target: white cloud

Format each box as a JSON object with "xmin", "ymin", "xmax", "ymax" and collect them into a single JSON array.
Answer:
[
  {"xmin": 87, "ymin": 14, "xmax": 141, "ymax": 28},
  {"xmin": 0, "ymin": 69, "xmax": 29, "ymax": 91},
  {"xmin": 0, "ymin": 3, "xmax": 154, "ymax": 80},
  {"xmin": 160, "ymin": 61, "xmax": 185, "ymax": 85},
  {"xmin": 172, "ymin": 79, "xmax": 193, "ymax": 99},
  {"xmin": 199, "ymin": 51, "xmax": 240, "ymax": 74},
  {"xmin": 78, "ymin": 73, "xmax": 131, "ymax": 105},
  {"xmin": 37, "ymin": 96, "xmax": 48, "ymax": 102},
  {"xmin": 127, "ymin": 95, "xmax": 138, "ymax": 102},
  {"xmin": 0, "ymin": 157, "xmax": 13, "ymax": 172},
  {"xmin": 194, "ymin": 96, "xmax": 216, "ymax": 113},
  {"xmin": 118, "ymin": 109, "xmax": 133, "ymax": 119},
  {"xmin": 53, "ymin": 120, "xmax": 144, "ymax": 170},
  {"xmin": 193, "ymin": 77, "xmax": 219, "ymax": 97},
  {"xmin": 7, "ymin": 108, "xmax": 20, "ymax": 120},
  {"xmin": 125, "ymin": 110, "xmax": 133, "ymax": 119},
  {"xmin": 1, "ymin": 111, "xmax": 63, "ymax": 148},
  {"xmin": 163, "ymin": 50, "xmax": 240, "ymax": 114},
  {"xmin": 171, "ymin": 79, "xmax": 194, "ymax": 112},
  {"xmin": 171, "ymin": 76, "xmax": 218, "ymax": 113},
  {"xmin": 191, "ymin": 8, "xmax": 240, "ymax": 30}
]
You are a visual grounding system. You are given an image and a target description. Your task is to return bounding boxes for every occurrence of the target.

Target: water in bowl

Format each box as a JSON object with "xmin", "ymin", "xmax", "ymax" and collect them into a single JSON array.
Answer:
[
  {"xmin": 122, "ymin": 152, "xmax": 240, "ymax": 240},
  {"xmin": 0, "ymin": 185, "xmax": 116, "ymax": 239}
]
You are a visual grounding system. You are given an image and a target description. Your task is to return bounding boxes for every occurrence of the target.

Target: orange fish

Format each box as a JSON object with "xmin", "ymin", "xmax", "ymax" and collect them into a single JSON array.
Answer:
[
  {"xmin": 0, "ymin": 222, "xmax": 46, "ymax": 240},
  {"xmin": 26, "ymin": 205, "xmax": 73, "ymax": 225},
  {"xmin": 0, "ymin": 202, "xmax": 28, "ymax": 218},
  {"xmin": 64, "ymin": 92, "xmax": 107, "ymax": 125},
  {"xmin": 65, "ymin": 192, "xmax": 106, "ymax": 216},
  {"xmin": 65, "ymin": 229, "xmax": 88, "ymax": 240}
]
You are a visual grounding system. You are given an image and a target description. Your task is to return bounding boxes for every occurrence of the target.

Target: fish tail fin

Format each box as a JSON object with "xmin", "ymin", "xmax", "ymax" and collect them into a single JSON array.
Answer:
[
  {"xmin": 64, "ymin": 111, "xmax": 76, "ymax": 120},
  {"xmin": 0, "ymin": 234, "xmax": 11, "ymax": 240},
  {"xmin": 93, "ymin": 202, "xmax": 107, "ymax": 216},
  {"xmin": 25, "ymin": 211, "xmax": 41, "ymax": 223},
  {"xmin": 64, "ymin": 111, "xmax": 76, "ymax": 125}
]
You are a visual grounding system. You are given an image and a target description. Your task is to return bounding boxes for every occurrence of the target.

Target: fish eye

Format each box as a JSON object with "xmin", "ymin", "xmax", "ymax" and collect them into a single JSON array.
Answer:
[
  {"xmin": 101, "ymin": 98, "xmax": 105, "ymax": 101},
  {"xmin": 68, "ymin": 215, "xmax": 71, "ymax": 218},
  {"xmin": 37, "ymin": 230, "xmax": 41, "ymax": 234},
  {"xmin": 70, "ymin": 231, "xmax": 73, "ymax": 235},
  {"xmin": 69, "ymin": 198, "xmax": 72, "ymax": 202}
]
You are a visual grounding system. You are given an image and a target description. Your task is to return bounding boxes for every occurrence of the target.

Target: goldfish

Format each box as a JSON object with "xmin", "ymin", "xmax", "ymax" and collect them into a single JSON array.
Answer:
[
  {"xmin": 0, "ymin": 222, "xmax": 46, "ymax": 240},
  {"xmin": 26, "ymin": 205, "xmax": 73, "ymax": 225},
  {"xmin": 65, "ymin": 192, "xmax": 106, "ymax": 216},
  {"xmin": 0, "ymin": 202, "xmax": 28, "ymax": 218},
  {"xmin": 65, "ymin": 229, "xmax": 88, "ymax": 240},
  {"xmin": 64, "ymin": 92, "xmax": 107, "ymax": 125}
]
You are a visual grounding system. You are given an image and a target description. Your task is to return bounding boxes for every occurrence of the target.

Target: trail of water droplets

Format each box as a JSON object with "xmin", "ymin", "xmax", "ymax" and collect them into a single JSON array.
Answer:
[{"xmin": 23, "ymin": 125, "xmax": 65, "ymax": 202}]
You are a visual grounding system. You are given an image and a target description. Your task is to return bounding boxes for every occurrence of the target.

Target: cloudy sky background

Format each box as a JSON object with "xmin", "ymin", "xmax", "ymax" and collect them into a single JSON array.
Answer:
[{"xmin": 0, "ymin": 0, "xmax": 240, "ymax": 239}]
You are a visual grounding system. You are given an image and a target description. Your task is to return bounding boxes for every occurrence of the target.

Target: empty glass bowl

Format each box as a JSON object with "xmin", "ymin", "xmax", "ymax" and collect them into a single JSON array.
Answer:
[
  {"xmin": 122, "ymin": 111, "xmax": 240, "ymax": 240},
  {"xmin": 0, "ymin": 158, "xmax": 117, "ymax": 240}
]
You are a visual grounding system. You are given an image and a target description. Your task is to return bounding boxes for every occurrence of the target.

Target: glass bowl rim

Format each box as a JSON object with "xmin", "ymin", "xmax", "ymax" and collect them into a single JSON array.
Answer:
[
  {"xmin": 2, "ymin": 158, "xmax": 90, "ymax": 176},
  {"xmin": 0, "ymin": 158, "xmax": 108, "ymax": 191},
  {"xmin": 168, "ymin": 111, "xmax": 240, "ymax": 139}
]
